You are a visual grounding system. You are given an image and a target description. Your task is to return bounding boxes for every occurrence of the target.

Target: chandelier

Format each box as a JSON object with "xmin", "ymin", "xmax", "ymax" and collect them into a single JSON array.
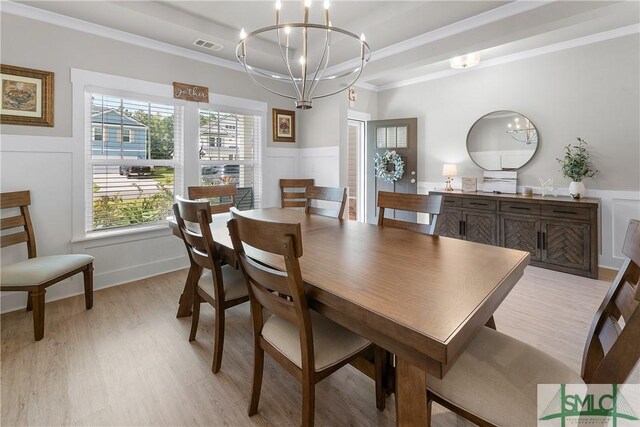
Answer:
[
  {"xmin": 506, "ymin": 117, "xmax": 538, "ymax": 145},
  {"xmin": 236, "ymin": 0, "xmax": 371, "ymax": 110}
]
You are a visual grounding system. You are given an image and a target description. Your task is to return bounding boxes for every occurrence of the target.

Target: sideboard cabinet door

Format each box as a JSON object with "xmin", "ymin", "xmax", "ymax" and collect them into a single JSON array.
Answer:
[
  {"xmin": 541, "ymin": 221, "xmax": 590, "ymax": 272},
  {"xmin": 436, "ymin": 209, "xmax": 463, "ymax": 238},
  {"xmin": 463, "ymin": 211, "xmax": 497, "ymax": 245},
  {"xmin": 500, "ymin": 215, "xmax": 541, "ymax": 261}
]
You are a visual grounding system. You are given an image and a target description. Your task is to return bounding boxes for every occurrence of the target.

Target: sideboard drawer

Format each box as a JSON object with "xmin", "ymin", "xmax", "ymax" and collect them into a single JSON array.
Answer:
[
  {"xmin": 462, "ymin": 198, "xmax": 497, "ymax": 211},
  {"xmin": 541, "ymin": 205, "xmax": 591, "ymax": 221},
  {"xmin": 500, "ymin": 201, "xmax": 541, "ymax": 216},
  {"xmin": 442, "ymin": 197, "xmax": 462, "ymax": 208}
]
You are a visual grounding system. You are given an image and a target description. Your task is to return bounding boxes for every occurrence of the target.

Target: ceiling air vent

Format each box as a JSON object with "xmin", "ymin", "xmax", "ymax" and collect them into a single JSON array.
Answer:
[{"xmin": 193, "ymin": 39, "xmax": 223, "ymax": 51}]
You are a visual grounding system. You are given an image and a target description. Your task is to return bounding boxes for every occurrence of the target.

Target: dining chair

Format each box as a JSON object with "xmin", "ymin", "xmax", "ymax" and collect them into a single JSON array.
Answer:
[
  {"xmin": 426, "ymin": 218, "xmax": 640, "ymax": 426},
  {"xmin": 227, "ymin": 208, "xmax": 385, "ymax": 426},
  {"xmin": 377, "ymin": 191, "xmax": 443, "ymax": 235},
  {"xmin": 0, "ymin": 190, "xmax": 94, "ymax": 341},
  {"xmin": 188, "ymin": 185, "xmax": 236, "ymax": 214},
  {"xmin": 173, "ymin": 197, "xmax": 249, "ymax": 373},
  {"xmin": 280, "ymin": 178, "xmax": 315, "ymax": 209},
  {"xmin": 305, "ymin": 186, "xmax": 347, "ymax": 219}
]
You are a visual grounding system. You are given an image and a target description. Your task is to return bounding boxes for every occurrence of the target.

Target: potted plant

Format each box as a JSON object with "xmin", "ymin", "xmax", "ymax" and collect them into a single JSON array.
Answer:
[{"xmin": 557, "ymin": 137, "xmax": 597, "ymax": 199}]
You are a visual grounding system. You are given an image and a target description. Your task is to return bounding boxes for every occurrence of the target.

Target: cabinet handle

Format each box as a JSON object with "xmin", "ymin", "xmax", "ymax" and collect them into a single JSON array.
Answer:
[
  {"xmin": 459, "ymin": 220, "xmax": 463, "ymax": 236},
  {"xmin": 542, "ymin": 232, "xmax": 547, "ymax": 250},
  {"xmin": 553, "ymin": 209, "xmax": 578, "ymax": 215},
  {"xmin": 537, "ymin": 231, "xmax": 541, "ymax": 249},
  {"xmin": 511, "ymin": 206, "xmax": 530, "ymax": 211},
  {"xmin": 462, "ymin": 221, "xmax": 466, "ymax": 236},
  {"xmin": 469, "ymin": 202, "xmax": 488, "ymax": 206}
]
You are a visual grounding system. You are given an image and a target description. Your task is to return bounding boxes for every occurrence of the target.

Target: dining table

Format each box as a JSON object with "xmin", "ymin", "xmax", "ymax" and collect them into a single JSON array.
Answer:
[{"xmin": 170, "ymin": 208, "xmax": 530, "ymax": 426}]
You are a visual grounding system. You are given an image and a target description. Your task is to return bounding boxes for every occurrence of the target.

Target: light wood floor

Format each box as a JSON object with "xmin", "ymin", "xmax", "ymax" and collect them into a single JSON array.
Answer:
[{"xmin": 2, "ymin": 266, "xmax": 638, "ymax": 426}]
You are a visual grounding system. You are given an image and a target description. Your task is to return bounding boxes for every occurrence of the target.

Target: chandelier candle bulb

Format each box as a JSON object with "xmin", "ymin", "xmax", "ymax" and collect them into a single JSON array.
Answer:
[
  {"xmin": 237, "ymin": 0, "xmax": 370, "ymax": 109},
  {"xmin": 324, "ymin": 1, "xmax": 329, "ymax": 25}
]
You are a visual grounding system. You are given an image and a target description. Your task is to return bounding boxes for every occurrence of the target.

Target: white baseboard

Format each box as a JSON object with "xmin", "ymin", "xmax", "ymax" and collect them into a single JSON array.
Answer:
[{"xmin": 0, "ymin": 255, "xmax": 189, "ymax": 314}]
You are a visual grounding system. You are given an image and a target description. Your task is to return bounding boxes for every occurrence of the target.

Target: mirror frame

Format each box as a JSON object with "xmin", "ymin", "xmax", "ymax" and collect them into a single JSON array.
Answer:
[{"xmin": 466, "ymin": 110, "xmax": 539, "ymax": 171}]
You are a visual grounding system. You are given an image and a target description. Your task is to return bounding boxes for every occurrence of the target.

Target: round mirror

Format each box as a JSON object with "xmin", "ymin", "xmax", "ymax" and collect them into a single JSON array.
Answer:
[{"xmin": 467, "ymin": 111, "xmax": 539, "ymax": 171}]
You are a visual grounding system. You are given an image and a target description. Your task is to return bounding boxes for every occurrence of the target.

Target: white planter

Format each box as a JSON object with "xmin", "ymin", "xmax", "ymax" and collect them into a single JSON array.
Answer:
[{"xmin": 569, "ymin": 181, "xmax": 586, "ymax": 199}]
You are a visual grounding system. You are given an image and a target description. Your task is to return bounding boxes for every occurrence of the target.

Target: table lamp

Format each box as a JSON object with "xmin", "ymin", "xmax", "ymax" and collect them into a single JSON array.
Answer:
[{"xmin": 442, "ymin": 164, "xmax": 457, "ymax": 191}]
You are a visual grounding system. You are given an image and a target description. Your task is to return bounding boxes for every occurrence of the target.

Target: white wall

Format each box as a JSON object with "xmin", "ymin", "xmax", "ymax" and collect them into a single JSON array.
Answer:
[
  {"xmin": 377, "ymin": 34, "xmax": 640, "ymax": 191},
  {"xmin": 0, "ymin": 12, "xmax": 300, "ymax": 313}
]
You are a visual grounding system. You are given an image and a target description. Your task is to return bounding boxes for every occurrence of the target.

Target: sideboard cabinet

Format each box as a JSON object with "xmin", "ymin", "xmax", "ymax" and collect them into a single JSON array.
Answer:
[{"xmin": 430, "ymin": 190, "xmax": 599, "ymax": 278}]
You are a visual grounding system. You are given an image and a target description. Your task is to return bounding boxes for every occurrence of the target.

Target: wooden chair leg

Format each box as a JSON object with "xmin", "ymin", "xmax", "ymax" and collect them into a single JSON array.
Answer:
[
  {"xmin": 83, "ymin": 263, "xmax": 94, "ymax": 309},
  {"xmin": 248, "ymin": 346, "xmax": 264, "ymax": 416},
  {"xmin": 26, "ymin": 292, "xmax": 33, "ymax": 311},
  {"xmin": 427, "ymin": 397, "xmax": 433, "ymax": 426},
  {"xmin": 189, "ymin": 292, "xmax": 201, "ymax": 342},
  {"xmin": 31, "ymin": 289, "xmax": 46, "ymax": 341},
  {"xmin": 302, "ymin": 374, "xmax": 315, "ymax": 427},
  {"xmin": 211, "ymin": 306, "xmax": 225, "ymax": 373},
  {"xmin": 374, "ymin": 346, "xmax": 387, "ymax": 411}
]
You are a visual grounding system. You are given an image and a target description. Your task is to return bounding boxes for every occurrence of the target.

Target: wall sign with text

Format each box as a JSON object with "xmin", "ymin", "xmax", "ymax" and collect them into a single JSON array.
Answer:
[{"xmin": 173, "ymin": 82, "xmax": 209, "ymax": 103}]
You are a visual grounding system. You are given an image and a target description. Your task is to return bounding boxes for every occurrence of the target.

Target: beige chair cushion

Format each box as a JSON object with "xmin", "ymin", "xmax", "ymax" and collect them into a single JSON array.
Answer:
[
  {"xmin": 199, "ymin": 265, "xmax": 248, "ymax": 301},
  {"xmin": 428, "ymin": 327, "xmax": 584, "ymax": 426},
  {"xmin": 0, "ymin": 254, "xmax": 94, "ymax": 286},
  {"xmin": 262, "ymin": 310, "xmax": 370, "ymax": 371}
]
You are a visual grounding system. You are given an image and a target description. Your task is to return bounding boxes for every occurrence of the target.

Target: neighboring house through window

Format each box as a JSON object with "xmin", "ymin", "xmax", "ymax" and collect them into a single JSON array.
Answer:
[
  {"xmin": 199, "ymin": 108, "xmax": 261, "ymax": 210},
  {"xmin": 88, "ymin": 94, "xmax": 181, "ymax": 231}
]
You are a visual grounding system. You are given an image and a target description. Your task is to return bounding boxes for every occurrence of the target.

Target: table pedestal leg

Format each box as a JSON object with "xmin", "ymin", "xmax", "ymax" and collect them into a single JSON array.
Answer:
[
  {"xmin": 395, "ymin": 357, "xmax": 429, "ymax": 426},
  {"xmin": 176, "ymin": 266, "xmax": 199, "ymax": 318}
]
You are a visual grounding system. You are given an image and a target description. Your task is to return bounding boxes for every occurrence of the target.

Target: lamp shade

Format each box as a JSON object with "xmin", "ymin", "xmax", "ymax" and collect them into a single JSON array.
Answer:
[{"xmin": 442, "ymin": 164, "xmax": 457, "ymax": 177}]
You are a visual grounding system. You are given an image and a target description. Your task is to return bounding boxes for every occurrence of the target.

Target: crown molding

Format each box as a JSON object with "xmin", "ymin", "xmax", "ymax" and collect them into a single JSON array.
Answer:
[
  {"xmin": 0, "ymin": 1, "xmax": 248, "ymax": 73},
  {"xmin": 324, "ymin": 0, "xmax": 552, "ymax": 79},
  {"xmin": 377, "ymin": 23, "xmax": 640, "ymax": 92}
]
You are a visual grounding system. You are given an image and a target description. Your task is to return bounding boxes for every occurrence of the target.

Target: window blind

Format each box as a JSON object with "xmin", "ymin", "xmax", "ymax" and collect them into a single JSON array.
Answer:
[
  {"xmin": 198, "ymin": 108, "xmax": 262, "ymax": 210},
  {"xmin": 86, "ymin": 93, "xmax": 183, "ymax": 231}
]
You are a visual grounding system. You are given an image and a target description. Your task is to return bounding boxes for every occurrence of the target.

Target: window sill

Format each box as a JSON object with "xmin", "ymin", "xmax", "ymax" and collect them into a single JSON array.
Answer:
[{"xmin": 72, "ymin": 223, "xmax": 173, "ymax": 245}]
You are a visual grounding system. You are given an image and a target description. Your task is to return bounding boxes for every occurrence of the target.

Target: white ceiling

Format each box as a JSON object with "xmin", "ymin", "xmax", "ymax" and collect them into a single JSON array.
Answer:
[{"xmin": 12, "ymin": 0, "xmax": 640, "ymax": 89}]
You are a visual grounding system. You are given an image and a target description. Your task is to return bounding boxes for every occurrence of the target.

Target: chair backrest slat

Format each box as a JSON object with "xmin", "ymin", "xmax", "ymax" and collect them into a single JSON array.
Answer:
[
  {"xmin": 228, "ymin": 208, "xmax": 314, "ymax": 368},
  {"xmin": 614, "ymin": 278, "xmax": 639, "ymax": 323},
  {"xmin": 1, "ymin": 231, "xmax": 29, "ymax": 248},
  {"xmin": 0, "ymin": 190, "xmax": 37, "ymax": 258},
  {"xmin": 188, "ymin": 185, "xmax": 236, "ymax": 215},
  {"xmin": 1, "ymin": 215, "xmax": 26, "ymax": 230},
  {"xmin": 305, "ymin": 186, "xmax": 347, "ymax": 219},
  {"xmin": 581, "ymin": 218, "xmax": 640, "ymax": 384},
  {"xmin": 173, "ymin": 197, "xmax": 219, "ymax": 272},
  {"xmin": 1, "ymin": 191, "xmax": 30, "ymax": 209},
  {"xmin": 377, "ymin": 191, "xmax": 443, "ymax": 235},
  {"xmin": 280, "ymin": 178, "xmax": 314, "ymax": 209}
]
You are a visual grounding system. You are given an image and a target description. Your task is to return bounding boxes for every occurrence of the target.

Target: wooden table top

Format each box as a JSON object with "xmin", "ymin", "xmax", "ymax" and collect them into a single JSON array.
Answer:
[{"xmin": 200, "ymin": 208, "xmax": 530, "ymax": 375}]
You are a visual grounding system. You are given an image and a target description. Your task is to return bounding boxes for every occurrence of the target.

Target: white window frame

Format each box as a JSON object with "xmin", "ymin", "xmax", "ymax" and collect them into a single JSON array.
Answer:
[
  {"xmin": 70, "ymin": 69, "xmax": 266, "ymax": 242},
  {"xmin": 197, "ymin": 104, "xmax": 264, "ymax": 209}
]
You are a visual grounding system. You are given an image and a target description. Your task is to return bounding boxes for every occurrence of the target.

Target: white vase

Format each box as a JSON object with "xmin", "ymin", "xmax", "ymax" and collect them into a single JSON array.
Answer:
[{"xmin": 569, "ymin": 181, "xmax": 585, "ymax": 199}]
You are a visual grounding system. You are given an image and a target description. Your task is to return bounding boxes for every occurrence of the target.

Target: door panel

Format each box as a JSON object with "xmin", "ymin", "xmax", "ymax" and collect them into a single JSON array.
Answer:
[{"xmin": 366, "ymin": 118, "xmax": 418, "ymax": 224}]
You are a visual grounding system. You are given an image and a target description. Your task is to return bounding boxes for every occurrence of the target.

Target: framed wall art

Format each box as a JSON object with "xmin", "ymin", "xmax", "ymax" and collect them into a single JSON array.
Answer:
[
  {"xmin": 272, "ymin": 108, "xmax": 295, "ymax": 143},
  {"xmin": 1, "ymin": 64, "xmax": 54, "ymax": 127}
]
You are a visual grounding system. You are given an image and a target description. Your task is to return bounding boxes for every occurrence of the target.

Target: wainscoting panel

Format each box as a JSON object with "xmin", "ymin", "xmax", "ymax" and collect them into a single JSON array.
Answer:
[{"xmin": 299, "ymin": 147, "xmax": 340, "ymax": 187}]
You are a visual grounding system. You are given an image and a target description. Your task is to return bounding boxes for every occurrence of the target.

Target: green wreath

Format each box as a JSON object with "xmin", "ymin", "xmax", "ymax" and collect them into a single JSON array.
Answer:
[{"xmin": 374, "ymin": 150, "xmax": 405, "ymax": 182}]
